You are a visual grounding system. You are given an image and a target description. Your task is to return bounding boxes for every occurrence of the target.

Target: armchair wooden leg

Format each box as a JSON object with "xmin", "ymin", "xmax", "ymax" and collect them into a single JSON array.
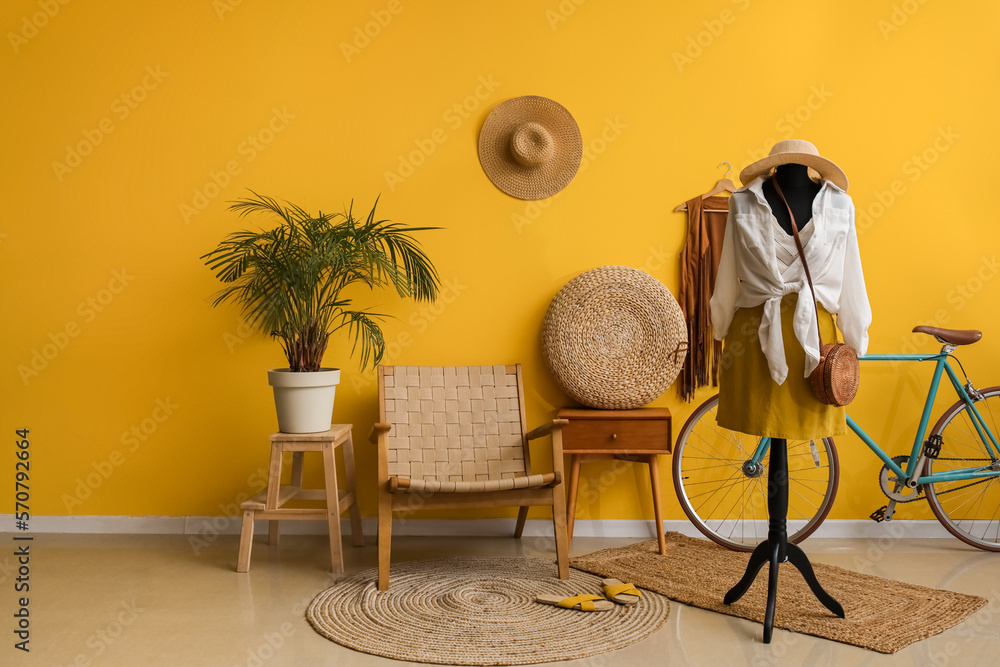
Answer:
[
  {"xmin": 514, "ymin": 506, "xmax": 529, "ymax": 538},
  {"xmin": 551, "ymin": 486, "xmax": 570, "ymax": 580},
  {"xmin": 377, "ymin": 490, "xmax": 393, "ymax": 591}
]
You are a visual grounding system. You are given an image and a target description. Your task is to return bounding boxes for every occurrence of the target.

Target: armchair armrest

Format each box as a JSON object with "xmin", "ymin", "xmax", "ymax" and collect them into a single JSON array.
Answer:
[
  {"xmin": 526, "ymin": 419, "xmax": 568, "ymax": 440},
  {"xmin": 369, "ymin": 422, "xmax": 392, "ymax": 444}
]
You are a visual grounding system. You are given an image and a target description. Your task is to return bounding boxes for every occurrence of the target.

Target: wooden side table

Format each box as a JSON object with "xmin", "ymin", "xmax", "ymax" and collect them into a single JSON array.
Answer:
[
  {"xmin": 558, "ymin": 408, "xmax": 671, "ymax": 555},
  {"xmin": 237, "ymin": 424, "xmax": 363, "ymax": 573}
]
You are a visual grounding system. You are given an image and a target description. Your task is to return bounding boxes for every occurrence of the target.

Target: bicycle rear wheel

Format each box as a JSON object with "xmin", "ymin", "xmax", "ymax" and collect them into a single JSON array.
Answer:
[
  {"xmin": 672, "ymin": 395, "xmax": 840, "ymax": 551},
  {"xmin": 925, "ymin": 386, "xmax": 1000, "ymax": 551}
]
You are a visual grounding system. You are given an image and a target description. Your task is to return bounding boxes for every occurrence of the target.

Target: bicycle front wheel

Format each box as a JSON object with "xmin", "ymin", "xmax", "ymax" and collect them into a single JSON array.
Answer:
[
  {"xmin": 672, "ymin": 395, "xmax": 840, "ymax": 551},
  {"xmin": 925, "ymin": 386, "xmax": 1000, "ymax": 551}
]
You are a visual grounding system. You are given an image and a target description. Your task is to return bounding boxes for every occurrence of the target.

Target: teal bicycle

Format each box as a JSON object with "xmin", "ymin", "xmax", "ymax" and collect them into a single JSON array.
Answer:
[{"xmin": 672, "ymin": 326, "xmax": 1000, "ymax": 551}]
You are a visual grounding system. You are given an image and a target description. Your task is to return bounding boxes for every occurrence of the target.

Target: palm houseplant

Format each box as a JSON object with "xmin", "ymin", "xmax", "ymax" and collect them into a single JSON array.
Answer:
[{"xmin": 203, "ymin": 191, "xmax": 440, "ymax": 433}]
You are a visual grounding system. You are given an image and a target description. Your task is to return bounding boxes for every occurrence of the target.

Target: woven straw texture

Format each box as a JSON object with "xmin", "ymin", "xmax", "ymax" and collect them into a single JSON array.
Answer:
[
  {"xmin": 570, "ymin": 532, "xmax": 988, "ymax": 654},
  {"xmin": 383, "ymin": 365, "xmax": 549, "ymax": 492},
  {"xmin": 542, "ymin": 265, "xmax": 687, "ymax": 409},
  {"xmin": 306, "ymin": 556, "xmax": 670, "ymax": 665},
  {"xmin": 811, "ymin": 342, "xmax": 860, "ymax": 406},
  {"xmin": 478, "ymin": 96, "xmax": 582, "ymax": 200}
]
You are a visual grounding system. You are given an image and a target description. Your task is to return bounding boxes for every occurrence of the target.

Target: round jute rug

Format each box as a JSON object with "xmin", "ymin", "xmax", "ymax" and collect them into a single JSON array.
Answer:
[{"xmin": 306, "ymin": 557, "xmax": 669, "ymax": 665}]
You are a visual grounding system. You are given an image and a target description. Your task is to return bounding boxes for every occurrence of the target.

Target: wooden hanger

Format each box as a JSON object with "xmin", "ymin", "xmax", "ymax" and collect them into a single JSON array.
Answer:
[{"xmin": 674, "ymin": 162, "xmax": 737, "ymax": 212}]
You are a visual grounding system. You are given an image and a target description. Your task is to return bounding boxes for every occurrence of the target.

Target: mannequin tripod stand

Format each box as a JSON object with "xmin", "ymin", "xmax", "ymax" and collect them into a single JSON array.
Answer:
[{"xmin": 723, "ymin": 436, "xmax": 844, "ymax": 642}]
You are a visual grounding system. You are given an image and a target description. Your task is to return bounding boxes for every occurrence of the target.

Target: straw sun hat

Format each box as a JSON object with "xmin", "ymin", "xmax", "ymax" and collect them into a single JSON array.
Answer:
[
  {"xmin": 740, "ymin": 139, "xmax": 849, "ymax": 191},
  {"xmin": 478, "ymin": 96, "xmax": 583, "ymax": 200}
]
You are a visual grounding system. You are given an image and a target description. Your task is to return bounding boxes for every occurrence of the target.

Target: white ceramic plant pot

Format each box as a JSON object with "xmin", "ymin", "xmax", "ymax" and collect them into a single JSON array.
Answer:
[{"xmin": 267, "ymin": 368, "xmax": 341, "ymax": 434}]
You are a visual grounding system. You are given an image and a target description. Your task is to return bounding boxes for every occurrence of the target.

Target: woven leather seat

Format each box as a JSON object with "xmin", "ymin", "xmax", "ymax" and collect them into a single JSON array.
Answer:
[{"xmin": 371, "ymin": 364, "xmax": 570, "ymax": 591}]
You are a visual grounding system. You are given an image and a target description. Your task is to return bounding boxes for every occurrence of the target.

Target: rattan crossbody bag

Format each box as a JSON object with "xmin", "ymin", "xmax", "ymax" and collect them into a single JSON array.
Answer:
[{"xmin": 772, "ymin": 178, "xmax": 860, "ymax": 406}]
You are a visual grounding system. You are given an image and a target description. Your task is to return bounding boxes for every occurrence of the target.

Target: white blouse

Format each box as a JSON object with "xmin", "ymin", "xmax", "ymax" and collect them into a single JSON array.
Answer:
[{"xmin": 710, "ymin": 177, "xmax": 872, "ymax": 385}]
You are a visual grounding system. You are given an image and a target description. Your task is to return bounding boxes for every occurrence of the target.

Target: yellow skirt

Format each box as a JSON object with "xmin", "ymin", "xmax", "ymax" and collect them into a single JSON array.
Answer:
[{"xmin": 717, "ymin": 293, "xmax": 846, "ymax": 439}]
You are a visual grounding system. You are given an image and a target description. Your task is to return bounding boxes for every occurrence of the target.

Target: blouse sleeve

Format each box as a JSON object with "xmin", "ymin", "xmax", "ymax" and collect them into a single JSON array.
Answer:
[
  {"xmin": 710, "ymin": 206, "xmax": 740, "ymax": 341},
  {"xmin": 836, "ymin": 202, "xmax": 872, "ymax": 355}
]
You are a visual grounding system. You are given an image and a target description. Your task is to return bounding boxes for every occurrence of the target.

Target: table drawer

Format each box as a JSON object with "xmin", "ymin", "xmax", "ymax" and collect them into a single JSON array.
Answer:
[{"xmin": 561, "ymin": 418, "xmax": 671, "ymax": 453}]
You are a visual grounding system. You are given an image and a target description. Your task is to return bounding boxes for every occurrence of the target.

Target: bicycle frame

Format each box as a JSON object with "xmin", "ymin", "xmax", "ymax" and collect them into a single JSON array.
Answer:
[{"xmin": 747, "ymin": 352, "xmax": 1000, "ymax": 485}]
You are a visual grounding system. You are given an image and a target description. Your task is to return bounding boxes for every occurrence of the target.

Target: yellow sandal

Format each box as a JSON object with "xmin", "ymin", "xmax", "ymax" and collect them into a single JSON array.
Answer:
[
  {"xmin": 535, "ymin": 593, "xmax": 614, "ymax": 612},
  {"xmin": 602, "ymin": 578, "xmax": 641, "ymax": 605}
]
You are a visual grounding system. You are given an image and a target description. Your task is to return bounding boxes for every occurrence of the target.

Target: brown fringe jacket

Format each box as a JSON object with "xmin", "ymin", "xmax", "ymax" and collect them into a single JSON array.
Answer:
[{"xmin": 679, "ymin": 195, "xmax": 729, "ymax": 401}]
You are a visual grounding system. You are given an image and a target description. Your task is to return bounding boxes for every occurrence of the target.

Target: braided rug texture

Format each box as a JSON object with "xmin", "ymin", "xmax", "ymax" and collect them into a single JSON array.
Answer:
[
  {"xmin": 542, "ymin": 265, "xmax": 687, "ymax": 409},
  {"xmin": 306, "ymin": 556, "xmax": 669, "ymax": 665},
  {"xmin": 570, "ymin": 532, "xmax": 988, "ymax": 654}
]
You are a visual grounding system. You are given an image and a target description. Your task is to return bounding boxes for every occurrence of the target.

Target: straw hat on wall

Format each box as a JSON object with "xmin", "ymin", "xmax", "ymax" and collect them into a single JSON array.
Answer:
[{"xmin": 478, "ymin": 96, "xmax": 583, "ymax": 200}]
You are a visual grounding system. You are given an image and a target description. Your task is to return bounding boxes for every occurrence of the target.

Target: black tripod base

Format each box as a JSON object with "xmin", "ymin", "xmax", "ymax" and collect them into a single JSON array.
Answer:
[{"xmin": 724, "ymin": 540, "xmax": 844, "ymax": 643}]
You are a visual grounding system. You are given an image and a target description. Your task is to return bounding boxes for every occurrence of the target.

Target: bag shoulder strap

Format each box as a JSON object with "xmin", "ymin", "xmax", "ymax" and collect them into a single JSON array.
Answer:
[{"xmin": 771, "ymin": 178, "xmax": 824, "ymax": 348}]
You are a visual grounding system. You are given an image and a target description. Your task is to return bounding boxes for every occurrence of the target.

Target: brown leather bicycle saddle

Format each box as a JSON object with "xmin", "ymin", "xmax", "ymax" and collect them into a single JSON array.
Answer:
[{"xmin": 912, "ymin": 325, "xmax": 982, "ymax": 345}]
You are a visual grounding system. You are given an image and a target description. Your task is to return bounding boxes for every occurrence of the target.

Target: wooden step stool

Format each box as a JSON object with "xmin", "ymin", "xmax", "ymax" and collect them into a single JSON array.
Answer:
[{"xmin": 237, "ymin": 424, "xmax": 363, "ymax": 573}]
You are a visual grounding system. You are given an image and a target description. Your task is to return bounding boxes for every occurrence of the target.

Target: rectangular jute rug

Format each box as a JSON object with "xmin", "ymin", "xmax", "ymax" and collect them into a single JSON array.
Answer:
[{"xmin": 570, "ymin": 532, "xmax": 987, "ymax": 653}]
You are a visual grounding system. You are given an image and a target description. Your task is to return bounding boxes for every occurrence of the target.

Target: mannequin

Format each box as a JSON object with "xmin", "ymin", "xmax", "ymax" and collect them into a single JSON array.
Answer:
[
  {"xmin": 722, "ymin": 163, "xmax": 844, "ymax": 641},
  {"xmin": 712, "ymin": 139, "xmax": 871, "ymax": 643},
  {"xmin": 762, "ymin": 164, "xmax": 820, "ymax": 234}
]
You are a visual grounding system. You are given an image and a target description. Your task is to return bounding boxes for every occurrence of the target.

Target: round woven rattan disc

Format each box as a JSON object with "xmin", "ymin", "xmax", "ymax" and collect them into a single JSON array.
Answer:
[
  {"xmin": 307, "ymin": 557, "xmax": 669, "ymax": 666},
  {"xmin": 542, "ymin": 265, "xmax": 687, "ymax": 409}
]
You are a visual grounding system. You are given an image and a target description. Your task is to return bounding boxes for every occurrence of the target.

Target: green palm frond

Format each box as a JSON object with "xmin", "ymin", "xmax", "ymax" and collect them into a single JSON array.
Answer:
[{"xmin": 201, "ymin": 192, "xmax": 441, "ymax": 371}]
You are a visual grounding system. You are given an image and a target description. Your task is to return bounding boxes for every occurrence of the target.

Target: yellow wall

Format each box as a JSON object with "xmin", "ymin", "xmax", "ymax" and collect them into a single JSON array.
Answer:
[{"xmin": 4, "ymin": 0, "xmax": 1000, "ymax": 523}]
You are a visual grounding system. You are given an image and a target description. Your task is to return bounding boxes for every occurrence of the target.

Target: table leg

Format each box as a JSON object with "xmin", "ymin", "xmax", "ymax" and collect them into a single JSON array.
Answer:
[
  {"xmin": 323, "ymin": 440, "xmax": 344, "ymax": 574},
  {"xmin": 266, "ymin": 441, "xmax": 283, "ymax": 509},
  {"xmin": 237, "ymin": 509, "xmax": 254, "ymax": 572},
  {"xmin": 341, "ymin": 431, "xmax": 364, "ymax": 547},
  {"xmin": 647, "ymin": 455, "xmax": 667, "ymax": 555},
  {"xmin": 566, "ymin": 455, "xmax": 581, "ymax": 542},
  {"xmin": 290, "ymin": 451, "xmax": 304, "ymax": 487},
  {"xmin": 266, "ymin": 441, "xmax": 284, "ymax": 544}
]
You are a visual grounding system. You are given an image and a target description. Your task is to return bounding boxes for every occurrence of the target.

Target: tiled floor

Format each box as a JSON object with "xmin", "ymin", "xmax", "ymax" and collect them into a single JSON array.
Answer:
[{"xmin": 11, "ymin": 532, "xmax": 1000, "ymax": 666}]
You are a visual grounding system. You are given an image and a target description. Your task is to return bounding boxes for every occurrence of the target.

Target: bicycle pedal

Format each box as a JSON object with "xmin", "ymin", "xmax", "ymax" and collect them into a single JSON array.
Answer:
[
  {"xmin": 923, "ymin": 434, "xmax": 942, "ymax": 459},
  {"xmin": 870, "ymin": 506, "xmax": 888, "ymax": 523}
]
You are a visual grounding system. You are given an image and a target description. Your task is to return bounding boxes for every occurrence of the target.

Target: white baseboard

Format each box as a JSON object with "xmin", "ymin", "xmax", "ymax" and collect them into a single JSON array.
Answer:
[{"xmin": 0, "ymin": 515, "xmax": 952, "ymax": 539}]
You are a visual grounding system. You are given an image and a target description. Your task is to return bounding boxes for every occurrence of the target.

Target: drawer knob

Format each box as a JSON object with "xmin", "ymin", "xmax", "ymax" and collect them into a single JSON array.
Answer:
[{"xmin": 610, "ymin": 433, "xmax": 617, "ymax": 440}]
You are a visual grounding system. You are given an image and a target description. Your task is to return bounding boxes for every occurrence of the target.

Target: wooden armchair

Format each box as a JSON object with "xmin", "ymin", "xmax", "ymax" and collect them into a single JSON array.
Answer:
[{"xmin": 370, "ymin": 364, "xmax": 569, "ymax": 591}]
